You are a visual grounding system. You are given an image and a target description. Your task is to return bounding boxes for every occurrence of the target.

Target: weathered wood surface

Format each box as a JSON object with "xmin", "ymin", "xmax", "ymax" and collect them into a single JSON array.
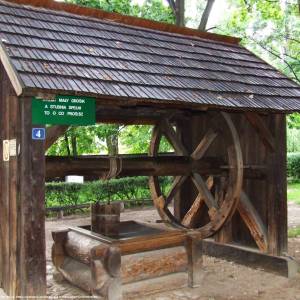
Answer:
[
  {"xmin": 0, "ymin": 62, "xmax": 10, "ymax": 292},
  {"xmin": 91, "ymin": 203, "xmax": 121, "ymax": 237},
  {"xmin": 267, "ymin": 114, "xmax": 287, "ymax": 255},
  {"xmin": 123, "ymin": 272, "xmax": 188, "ymax": 299},
  {"xmin": 46, "ymin": 155, "xmax": 226, "ymax": 178},
  {"xmin": 121, "ymin": 246, "xmax": 187, "ymax": 284},
  {"xmin": 238, "ymin": 191, "xmax": 268, "ymax": 252},
  {"xmin": 202, "ymin": 239, "xmax": 299, "ymax": 278},
  {"xmin": 185, "ymin": 236, "xmax": 203, "ymax": 288},
  {"xmin": 19, "ymin": 96, "xmax": 47, "ymax": 296}
]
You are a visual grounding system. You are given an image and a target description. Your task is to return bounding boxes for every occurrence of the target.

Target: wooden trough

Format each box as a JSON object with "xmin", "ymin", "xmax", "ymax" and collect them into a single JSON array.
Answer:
[{"xmin": 52, "ymin": 220, "xmax": 202, "ymax": 299}]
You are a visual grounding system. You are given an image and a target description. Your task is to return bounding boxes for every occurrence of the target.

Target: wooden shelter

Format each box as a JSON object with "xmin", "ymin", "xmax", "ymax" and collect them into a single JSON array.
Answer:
[{"xmin": 0, "ymin": 0, "xmax": 300, "ymax": 297}]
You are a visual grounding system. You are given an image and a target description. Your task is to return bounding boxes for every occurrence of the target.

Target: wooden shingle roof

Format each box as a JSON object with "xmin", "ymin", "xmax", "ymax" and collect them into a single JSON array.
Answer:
[{"xmin": 0, "ymin": 0, "xmax": 300, "ymax": 111}]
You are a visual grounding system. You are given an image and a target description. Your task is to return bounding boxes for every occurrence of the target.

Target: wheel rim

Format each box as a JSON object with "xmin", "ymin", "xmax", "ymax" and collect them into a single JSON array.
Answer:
[{"xmin": 149, "ymin": 111, "xmax": 243, "ymax": 238}]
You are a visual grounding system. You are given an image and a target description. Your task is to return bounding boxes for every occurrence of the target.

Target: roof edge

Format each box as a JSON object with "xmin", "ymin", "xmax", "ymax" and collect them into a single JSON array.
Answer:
[
  {"xmin": 4, "ymin": 0, "xmax": 241, "ymax": 45},
  {"xmin": 0, "ymin": 41, "xmax": 23, "ymax": 96}
]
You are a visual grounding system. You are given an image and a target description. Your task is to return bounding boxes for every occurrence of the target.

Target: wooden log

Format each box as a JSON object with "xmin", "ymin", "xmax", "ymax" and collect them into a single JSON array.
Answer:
[
  {"xmin": 121, "ymin": 246, "xmax": 187, "ymax": 284},
  {"xmin": 18, "ymin": 97, "xmax": 46, "ymax": 297},
  {"xmin": 59, "ymin": 257, "xmax": 92, "ymax": 293},
  {"xmin": 123, "ymin": 272, "xmax": 188, "ymax": 298},
  {"xmin": 45, "ymin": 155, "xmax": 224, "ymax": 179},
  {"xmin": 64, "ymin": 231, "xmax": 100, "ymax": 265},
  {"xmin": 202, "ymin": 239, "xmax": 299, "ymax": 278}
]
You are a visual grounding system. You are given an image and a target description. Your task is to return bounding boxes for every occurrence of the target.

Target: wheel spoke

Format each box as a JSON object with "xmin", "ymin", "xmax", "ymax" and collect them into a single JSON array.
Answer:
[
  {"xmin": 160, "ymin": 119, "xmax": 188, "ymax": 156},
  {"xmin": 182, "ymin": 176, "xmax": 213, "ymax": 228},
  {"xmin": 192, "ymin": 173, "xmax": 219, "ymax": 209},
  {"xmin": 165, "ymin": 175, "xmax": 188, "ymax": 207},
  {"xmin": 191, "ymin": 128, "xmax": 218, "ymax": 160}
]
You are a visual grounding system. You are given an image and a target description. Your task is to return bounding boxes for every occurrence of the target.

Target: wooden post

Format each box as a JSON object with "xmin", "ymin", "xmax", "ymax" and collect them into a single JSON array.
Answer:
[
  {"xmin": 185, "ymin": 236, "xmax": 203, "ymax": 288},
  {"xmin": 0, "ymin": 62, "xmax": 10, "ymax": 292},
  {"xmin": 91, "ymin": 202, "xmax": 121, "ymax": 237},
  {"xmin": 267, "ymin": 114, "xmax": 287, "ymax": 255},
  {"xmin": 18, "ymin": 96, "xmax": 46, "ymax": 296}
]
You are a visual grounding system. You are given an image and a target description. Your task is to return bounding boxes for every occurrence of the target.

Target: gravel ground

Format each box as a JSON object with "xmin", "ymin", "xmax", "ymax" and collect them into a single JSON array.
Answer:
[{"xmin": 44, "ymin": 202, "xmax": 300, "ymax": 299}]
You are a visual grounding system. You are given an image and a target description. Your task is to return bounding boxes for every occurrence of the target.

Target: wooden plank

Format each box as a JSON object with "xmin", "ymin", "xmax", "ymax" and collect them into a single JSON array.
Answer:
[
  {"xmin": 8, "ymin": 81, "xmax": 19, "ymax": 297},
  {"xmin": 18, "ymin": 97, "xmax": 46, "ymax": 297},
  {"xmin": 0, "ymin": 62, "xmax": 10, "ymax": 291},
  {"xmin": 0, "ymin": 43, "xmax": 23, "ymax": 96},
  {"xmin": 245, "ymin": 112, "xmax": 275, "ymax": 152},
  {"xmin": 202, "ymin": 239, "xmax": 299, "ymax": 278},
  {"xmin": 45, "ymin": 125, "xmax": 69, "ymax": 151},
  {"xmin": 185, "ymin": 236, "xmax": 203, "ymax": 287},
  {"xmin": 238, "ymin": 191, "xmax": 268, "ymax": 252}
]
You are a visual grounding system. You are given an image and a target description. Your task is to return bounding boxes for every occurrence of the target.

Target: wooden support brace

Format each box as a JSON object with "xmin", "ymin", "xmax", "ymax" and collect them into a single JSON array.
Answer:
[
  {"xmin": 238, "ymin": 191, "xmax": 268, "ymax": 253},
  {"xmin": 45, "ymin": 125, "xmax": 69, "ymax": 151},
  {"xmin": 245, "ymin": 112, "xmax": 275, "ymax": 152}
]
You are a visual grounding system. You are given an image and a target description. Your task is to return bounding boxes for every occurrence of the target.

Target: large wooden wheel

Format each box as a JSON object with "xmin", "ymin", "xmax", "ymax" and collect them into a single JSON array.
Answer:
[{"xmin": 149, "ymin": 111, "xmax": 243, "ymax": 238}]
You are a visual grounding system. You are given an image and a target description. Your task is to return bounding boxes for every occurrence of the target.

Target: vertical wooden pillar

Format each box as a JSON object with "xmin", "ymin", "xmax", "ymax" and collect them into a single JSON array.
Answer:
[
  {"xmin": 186, "ymin": 236, "xmax": 203, "ymax": 287},
  {"xmin": 18, "ymin": 96, "xmax": 46, "ymax": 296},
  {"xmin": 267, "ymin": 114, "xmax": 287, "ymax": 255},
  {"xmin": 0, "ymin": 62, "xmax": 10, "ymax": 291},
  {"xmin": 174, "ymin": 118, "xmax": 194, "ymax": 219}
]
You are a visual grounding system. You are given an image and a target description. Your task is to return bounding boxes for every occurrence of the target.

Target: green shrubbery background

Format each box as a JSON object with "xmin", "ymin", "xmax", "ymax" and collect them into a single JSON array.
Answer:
[
  {"xmin": 46, "ymin": 176, "xmax": 171, "ymax": 209},
  {"xmin": 287, "ymin": 153, "xmax": 300, "ymax": 180}
]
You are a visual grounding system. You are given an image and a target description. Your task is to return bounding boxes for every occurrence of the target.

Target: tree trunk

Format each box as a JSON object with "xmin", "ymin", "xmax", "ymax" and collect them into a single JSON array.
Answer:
[
  {"xmin": 175, "ymin": 0, "xmax": 185, "ymax": 27},
  {"xmin": 106, "ymin": 134, "xmax": 119, "ymax": 156},
  {"xmin": 64, "ymin": 133, "xmax": 71, "ymax": 157},
  {"xmin": 198, "ymin": 0, "xmax": 215, "ymax": 31}
]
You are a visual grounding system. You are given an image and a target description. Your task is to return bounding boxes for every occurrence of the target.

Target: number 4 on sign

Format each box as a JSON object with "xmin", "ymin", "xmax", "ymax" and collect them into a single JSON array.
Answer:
[{"xmin": 32, "ymin": 128, "xmax": 46, "ymax": 140}]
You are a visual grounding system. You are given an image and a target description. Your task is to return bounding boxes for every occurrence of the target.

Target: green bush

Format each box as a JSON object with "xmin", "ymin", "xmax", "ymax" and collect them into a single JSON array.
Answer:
[
  {"xmin": 287, "ymin": 153, "xmax": 300, "ymax": 179},
  {"xmin": 46, "ymin": 176, "xmax": 171, "ymax": 208}
]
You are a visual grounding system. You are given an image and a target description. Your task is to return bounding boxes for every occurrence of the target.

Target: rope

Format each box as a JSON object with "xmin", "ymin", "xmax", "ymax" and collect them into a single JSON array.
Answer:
[{"xmin": 102, "ymin": 156, "xmax": 123, "ymax": 180}]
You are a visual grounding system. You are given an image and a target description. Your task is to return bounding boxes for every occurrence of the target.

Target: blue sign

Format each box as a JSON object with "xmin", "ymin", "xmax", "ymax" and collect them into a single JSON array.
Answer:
[{"xmin": 32, "ymin": 128, "xmax": 46, "ymax": 140}]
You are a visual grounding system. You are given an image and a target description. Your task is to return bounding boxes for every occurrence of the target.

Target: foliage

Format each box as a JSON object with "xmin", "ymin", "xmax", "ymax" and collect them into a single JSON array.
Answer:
[
  {"xmin": 288, "ymin": 226, "xmax": 300, "ymax": 238},
  {"xmin": 46, "ymin": 176, "xmax": 171, "ymax": 208},
  {"xmin": 65, "ymin": 0, "xmax": 175, "ymax": 23},
  {"xmin": 287, "ymin": 153, "xmax": 300, "ymax": 179},
  {"xmin": 287, "ymin": 128, "xmax": 300, "ymax": 153},
  {"xmin": 287, "ymin": 181, "xmax": 300, "ymax": 205},
  {"xmin": 120, "ymin": 125, "xmax": 173, "ymax": 153}
]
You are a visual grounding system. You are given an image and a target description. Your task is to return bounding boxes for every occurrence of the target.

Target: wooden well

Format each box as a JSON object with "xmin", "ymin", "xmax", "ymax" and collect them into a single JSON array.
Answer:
[{"xmin": 52, "ymin": 221, "xmax": 202, "ymax": 299}]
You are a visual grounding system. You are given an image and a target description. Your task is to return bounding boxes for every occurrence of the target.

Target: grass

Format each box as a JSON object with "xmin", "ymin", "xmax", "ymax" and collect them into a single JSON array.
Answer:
[{"xmin": 287, "ymin": 181, "xmax": 300, "ymax": 205}]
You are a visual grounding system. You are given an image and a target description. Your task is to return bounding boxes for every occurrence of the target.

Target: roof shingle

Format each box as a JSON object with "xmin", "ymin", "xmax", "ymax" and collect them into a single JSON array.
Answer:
[{"xmin": 0, "ymin": 0, "xmax": 299, "ymax": 111}]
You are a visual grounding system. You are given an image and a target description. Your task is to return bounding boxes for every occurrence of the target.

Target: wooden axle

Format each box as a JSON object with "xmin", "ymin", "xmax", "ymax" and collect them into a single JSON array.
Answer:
[
  {"xmin": 45, "ymin": 155, "xmax": 224, "ymax": 179},
  {"xmin": 45, "ymin": 155, "xmax": 266, "ymax": 180}
]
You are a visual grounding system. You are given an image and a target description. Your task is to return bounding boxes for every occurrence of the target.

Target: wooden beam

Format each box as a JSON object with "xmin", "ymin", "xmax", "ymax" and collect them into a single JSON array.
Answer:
[
  {"xmin": 45, "ymin": 155, "xmax": 224, "ymax": 179},
  {"xmin": 245, "ymin": 112, "xmax": 275, "ymax": 152},
  {"xmin": 96, "ymin": 106, "xmax": 188, "ymax": 125},
  {"xmin": 202, "ymin": 239, "xmax": 299, "ymax": 278},
  {"xmin": 238, "ymin": 191, "xmax": 268, "ymax": 253},
  {"xmin": 0, "ymin": 43, "xmax": 23, "ymax": 96},
  {"xmin": 45, "ymin": 125, "xmax": 69, "ymax": 151}
]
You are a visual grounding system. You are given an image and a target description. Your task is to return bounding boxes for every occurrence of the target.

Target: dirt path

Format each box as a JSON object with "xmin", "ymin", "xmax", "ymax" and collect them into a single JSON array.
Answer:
[{"xmin": 46, "ymin": 204, "xmax": 300, "ymax": 299}]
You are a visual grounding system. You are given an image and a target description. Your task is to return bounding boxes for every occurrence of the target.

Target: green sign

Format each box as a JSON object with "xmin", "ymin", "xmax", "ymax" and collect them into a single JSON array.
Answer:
[{"xmin": 32, "ymin": 95, "xmax": 96, "ymax": 125}]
